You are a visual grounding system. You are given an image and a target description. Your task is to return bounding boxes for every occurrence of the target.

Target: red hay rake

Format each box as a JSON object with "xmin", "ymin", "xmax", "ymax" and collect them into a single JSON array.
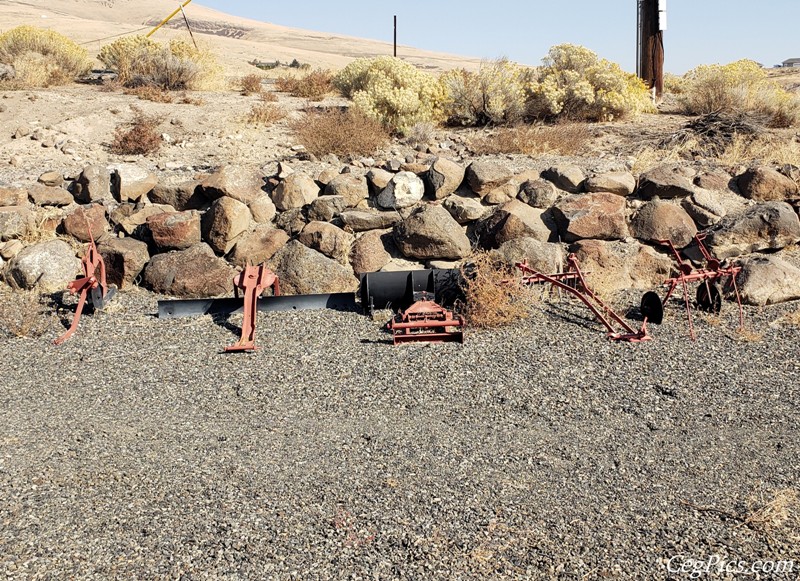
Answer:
[
  {"xmin": 516, "ymin": 253, "xmax": 651, "ymax": 343},
  {"xmin": 640, "ymin": 234, "xmax": 744, "ymax": 340},
  {"xmin": 387, "ymin": 291, "xmax": 464, "ymax": 345},
  {"xmin": 223, "ymin": 264, "xmax": 280, "ymax": 353}
]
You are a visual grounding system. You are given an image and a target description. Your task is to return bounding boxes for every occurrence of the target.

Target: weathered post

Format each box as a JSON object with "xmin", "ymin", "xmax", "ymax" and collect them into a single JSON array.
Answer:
[
  {"xmin": 637, "ymin": 0, "xmax": 665, "ymax": 100},
  {"xmin": 394, "ymin": 15, "xmax": 397, "ymax": 57}
]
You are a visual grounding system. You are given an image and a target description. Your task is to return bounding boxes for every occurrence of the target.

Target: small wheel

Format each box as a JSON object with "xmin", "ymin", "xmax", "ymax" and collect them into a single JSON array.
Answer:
[
  {"xmin": 696, "ymin": 282, "xmax": 722, "ymax": 314},
  {"xmin": 640, "ymin": 291, "xmax": 664, "ymax": 325}
]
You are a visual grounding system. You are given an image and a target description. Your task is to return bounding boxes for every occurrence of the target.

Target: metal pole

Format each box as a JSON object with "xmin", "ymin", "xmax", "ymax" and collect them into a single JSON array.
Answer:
[
  {"xmin": 393, "ymin": 15, "xmax": 397, "ymax": 57},
  {"xmin": 147, "ymin": 0, "xmax": 193, "ymax": 38}
]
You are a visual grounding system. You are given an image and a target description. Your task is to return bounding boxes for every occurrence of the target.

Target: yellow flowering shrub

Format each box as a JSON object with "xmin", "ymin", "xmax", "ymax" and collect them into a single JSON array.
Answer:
[
  {"xmin": 681, "ymin": 60, "xmax": 800, "ymax": 127},
  {"xmin": 0, "ymin": 25, "xmax": 91, "ymax": 87},
  {"xmin": 527, "ymin": 44, "xmax": 654, "ymax": 121},
  {"xmin": 333, "ymin": 56, "xmax": 447, "ymax": 135},
  {"xmin": 99, "ymin": 36, "xmax": 222, "ymax": 90},
  {"xmin": 441, "ymin": 59, "xmax": 532, "ymax": 126}
]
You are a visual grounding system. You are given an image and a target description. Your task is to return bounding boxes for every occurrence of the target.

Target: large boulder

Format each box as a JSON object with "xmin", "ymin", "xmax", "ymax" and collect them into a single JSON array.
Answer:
[
  {"xmin": 117, "ymin": 204, "xmax": 175, "ymax": 236},
  {"xmin": 324, "ymin": 174, "xmax": 369, "ymax": 208},
  {"xmin": 552, "ymin": 193, "xmax": 629, "ymax": 242},
  {"xmin": 631, "ymin": 200, "xmax": 697, "ymax": 248},
  {"xmin": 366, "ymin": 168, "xmax": 394, "ymax": 194},
  {"xmin": 147, "ymin": 211, "xmax": 201, "ymax": 250},
  {"xmin": 149, "ymin": 178, "xmax": 207, "ymax": 211},
  {"xmin": 28, "ymin": 184, "xmax": 72, "ymax": 207},
  {"xmin": 268, "ymin": 240, "xmax": 358, "ymax": 294},
  {"xmin": 465, "ymin": 160, "xmax": 514, "ymax": 197},
  {"xmin": 475, "ymin": 200, "xmax": 555, "ymax": 248},
  {"xmin": 426, "ymin": 157, "xmax": 465, "ymax": 200},
  {"xmin": 541, "ymin": 165, "xmax": 585, "ymax": 193},
  {"xmin": 6, "ymin": 239, "xmax": 80, "ymax": 291},
  {"xmin": 0, "ymin": 206, "xmax": 32, "ymax": 241},
  {"xmin": 377, "ymin": 171, "xmax": 425, "ymax": 209},
  {"xmin": 97, "ymin": 237, "xmax": 150, "ymax": 289},
  {"xmin": 735, "ymin": 255, "xmax": 800, "ymax": 306},
  {"xmin": 584, "ymin": 172, "xmax": 637, "ymax": 196},
  {"xmin": 443, "ymin": 193, "xmax": 487, "ymax": 224},
  {"xmin": 74, "ymin": 165, "xmax": 111, "ymax": 203},
  {"xmin": 229, "ymin": 225, "xmax": 289, "ymax": 268},
  {"xmin": 199, "ymin": 165, "xmax": 264, "ymax": 205},
  {"xmin": 109, "ymin": 164, "xmax": 158, "ymax": 203},
  {"xmin": 143, "ymin": 244, "xmax": 236, "ymax": 297},
  {"xmin": 736, "ymin": 166, "xmax": 798, "ymax": 202},
  {"xmin": 62, "ymin": 204, "xmax": 108, "ymax": 243},
  {"xmin": 271, "ymin": 173, "xmax": 319, "ymax": 210},
  {"xmin": 349, "ymin": 230, "xmax": 393, "ymax": 274},
  {"xmin": 681, "ymin": 189, "xmax": 727, "ymax": 228},
  {"xmin": 248, "ymin": 194, "xmax": 277, "ymax": 224},
  {"xmin": 297, "ymin": 221, "xmax": 354, "ymax": 264},
  {"xmin": 491, "ymin": 237, "xmax": 564, "ymax": 273},
  {"xmin": 274, "ymin": 208, "xmax": 307, "ymax": 236},
  {"xmin": 201, "ymin": 197, "xmax": 251, "ymax": 254},
  {"xmin": 393, "ymin": 204, "xmax": 471, "ymax": 260},
  {"xmin": 637, "ymin": 164, "xmax": 695, "ymax": 199},
  {"xmin": 571, "ymin": 239, "xmax": 673, "ymax": 292},
  {"xmin": 340, "ymin": 210, "xmax": 402, "ymax": 232},
  {"xmin": 705, "ymin": 202, "xmax": 800, "ymax": 259}
]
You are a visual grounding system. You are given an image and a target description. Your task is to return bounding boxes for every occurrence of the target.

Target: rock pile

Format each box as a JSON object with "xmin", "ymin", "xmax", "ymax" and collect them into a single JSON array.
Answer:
[{"xmin": 0, "ymin": 159, "xmax": 798, "ymax": 305}]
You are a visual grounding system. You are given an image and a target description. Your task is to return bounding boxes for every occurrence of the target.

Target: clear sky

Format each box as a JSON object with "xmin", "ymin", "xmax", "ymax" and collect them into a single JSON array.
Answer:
[{"xmin": 198, "ymin": 0, "xmax": 799, "ymax": 74}]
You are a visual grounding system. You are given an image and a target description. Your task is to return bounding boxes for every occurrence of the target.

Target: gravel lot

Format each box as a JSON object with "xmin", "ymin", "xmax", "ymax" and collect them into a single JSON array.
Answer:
[{"xmin": 1, "ymin": 287, "xmax": 799, "ymax": 579}]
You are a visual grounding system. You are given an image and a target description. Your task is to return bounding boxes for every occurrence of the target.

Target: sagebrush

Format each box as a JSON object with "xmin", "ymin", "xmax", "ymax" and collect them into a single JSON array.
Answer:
[
  {"xmin": 246, "ymin": 103, "xmax": 286, "ymax": 126},
  {"xmin": 471, "ymin": 123, "xmax": 591, "ymax": 156},
  {"xmin": 333, "ymin": 56, "xmax": 447, "ymax": 135},
  {"xmin": 290, "ymin": 108, "xmax": 390, "ymax": 158},
  {"xmin": 99, "ymin": 36, "xmax": 222, "ymax": 90},
  {"xmin": 0, "ymin": 25, "xmax": 91, "ymax": 87},
  {"xmin": 275, "ymin": 69, "xmax": 334, "ymax": 100},
  {"xmin": 110, "ymin": 113, "xmax": 163, "ymax": 155},
  {"xmin": 239, "ymin": 73, "xmax": 263, "ymax": 95}
]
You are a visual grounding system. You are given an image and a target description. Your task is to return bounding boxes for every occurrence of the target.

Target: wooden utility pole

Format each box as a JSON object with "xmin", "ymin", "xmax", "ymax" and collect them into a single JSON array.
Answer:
[
  {"xmin": 637, "ymin": 0, "xmax": 665, "ymax": 99},
  {"xmin": 393, "ymin": 15, "xmax": 397, "ymax": 57}
]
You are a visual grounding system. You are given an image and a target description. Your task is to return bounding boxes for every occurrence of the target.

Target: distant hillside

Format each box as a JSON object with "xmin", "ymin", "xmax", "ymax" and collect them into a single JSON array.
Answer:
[{"xmin": 0, "ymin": 0, "xmax": 483, "ymax": 76}]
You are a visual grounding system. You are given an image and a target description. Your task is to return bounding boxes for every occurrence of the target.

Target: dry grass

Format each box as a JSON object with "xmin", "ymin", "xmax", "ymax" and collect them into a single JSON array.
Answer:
[
  {"xmin": 124, "ymin": 85, "xmax": 173, "ymax": 103},
  {"xmin": 462, "ymin": 253, "xmax": 533, "ymax": 328},
  {"xmin": 776, "ymin": 307, "xmax": 800, "ymax": 327},
  {"xmin": 239, "ymin": 73, "xmax": 263, "ymax": 95},
  {"xmin": 290, "ymin": 108, "xmax": 390, "ymax": 158},
  {"xmin": 631, "ymin": 138, "xmax": 699, "ymax": 174},
  {"xmin": 19, "ymin": 207, "xmax": 62, "ymax": 244},
  {"xmin": 744, "ymin": 488, "xmax": 799, "ymax": 534},
  {"xmin": 245, "ymin": 103, "xmax": 286, "ymax": 126},
  {"xmin": 471, "ymin": 123, "xmax": 591, "ymax": 156},
  {"xmin": 733, "ymin": 326, "xmax": 764, "ymax": 343},
  {"xmin": 404, "ymin": 121, "xmax": 437, "ymax": 146},
  {"xmin": 178, "ymin": 92, "xmax": 204, "ymax": 106},
  {"xmin": 110, "ymin": 113, "xmax": 163, "ymax": 155},
  {"xmin": 0, "ymin": 289, "xmax": 53, "ymax": 338},
  {"xmin": 275, "ymin": 69, "xmax": 334, "ymax": 101},
  {"xmin": 259, "ymin": 91, "xmax": 278, "ymax": 103},
  {"xmin": 718, "ymin": 134, "xmax": 800, "ymax": 166}
]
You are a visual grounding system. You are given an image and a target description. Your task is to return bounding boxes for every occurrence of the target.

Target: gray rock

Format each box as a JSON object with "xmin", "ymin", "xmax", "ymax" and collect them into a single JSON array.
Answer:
[
  {"xmin": 638, "ymin": 164, "xmax": 695, "ymax": 199},
  {"xmin": 149, "ymin": 179, "xmax": 207, "ymax": 211},
  {"xmin": 443, "ymin": 193, "xmax": 487, "ymax": 224},
  {"xmin": 200, "ymin": 165, "xmax": 264, "ymax": 205},
  {"xmin": 147, "ymin": 211, "xmax": 201, "ymax": 250},
  {"xmin": 248, "ymin": 194, "xmax": 277, "ymax": 224},
  {"xmin": 631, "ymin": 200, "xmax": 698, "ymax": 248},
  {"xmin": 706, "ymin": 202, "xmax": 800, "ymax": 259},
  {"xmin": 269, "ymin": 240, "xmax": 358, "ymax": 294},
  {"xmin": 491, "ymin": 237, "xmax": 564, "ymax": 273},
  {"xmin": 229, "ymin": 224, "xmax": 289, "ymax": 268},
  {"xmin": 0, "ymin": 63, "xmax": 15, "ymax": 80},
  {"xmin": 681, "ymin": 189, "xmax": 727, "ymax": 228},
  {"xmin": 97, "ymin": 237, "xmax": 150, "ymax": 288},
  {"xmin": 584, "ymin": 172, "xmax": 636, "ymax": 196},
  {"xmin": 308, "ymin": 195, "xmax": 347, "ymax": 222},
  {"xmin": 735, "ymin": 255, "xmax": 800, "ymax": 306},
  {"xmin": 541, "ymin": 165, "xmax": 585, "ymax": 193},
  {"xmin": 571, "ymin": 239, "xmax": 673, "ymax": 292},
  {"xmin": 6, "ymin": 239, "xmax": 80, "ymax": 292},
  {"xmin": 0, "ymin": 206, "xmax": 32, "ymax": 241},
  {"xmin": 143, "ymin": 243, "xmax": 236, "ymax": 297},
  {"xmin": 349, "ymin": 230, "xmax": 392, "ymax": 274},
  {"xmin": 0, "ymin": 187, "xmax": 28, "ymax": 207},
  {"xmin": 38, "ymin": 171, "xmax": 63, "ymax": 188},
  {"xmin": 62, "ymin": 204, "xmax": 108, "ymax": 242},
  {"xmin": 465, "ymin": 160, "xmax": 514, "ymax": 197},
  {"xmin": 0, "ymin": 239, "xmax": 23, "ymax": 260},
  {"xmin": 274, "ymin": 208, "xmax": 307, "ymax": 236},
  {"xmin": 366, "ymin": 168, "xmax": 394, "ymax": 194},
  {"xmin": 476, "ymin": 200, "xmax": 556, "ymax": 248},
  {"xmin": 75, "ymin": 165, "xmax": 111, "ymax": 203},
  {"xmin": 377, "ymin": 172, "xmax": 425, "ymax": 209},
  {"xmin": 28, "ymin": 184, "xmax": 72, "ymax": 207},
  {"xmin": 117, "ymin": 204, "xmax": 175, "ymax": 236},
  {"xmin": 201, "ymin": 197, "xmax": 251, "ymax": 254},
  {"xmin": 109, "ymin": 164, "xmax": 158, "ymax": 203},
  {"xmin": 517, "ymin": 179, "xmax": 559, "ymax": 208},
  {"xmin": 426, "ymin": 157, "xmax": 465, "ymax": 200},
  {"xmin": 341, "ymin": 210, "xmax": 402, "ymax": 232},
  {"xmin": 393, "ymin": 204, "xmax": 471, "ymax": 260},
  {"xmin": 272, "ymin": 173, "xmax": 319, "ymax": 211}
]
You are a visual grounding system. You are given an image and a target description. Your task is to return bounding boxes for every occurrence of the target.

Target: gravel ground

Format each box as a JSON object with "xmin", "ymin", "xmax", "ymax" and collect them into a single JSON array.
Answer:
[{"xmin": 1, "ymin": 287, "xmax": 799, "ymax": 580}]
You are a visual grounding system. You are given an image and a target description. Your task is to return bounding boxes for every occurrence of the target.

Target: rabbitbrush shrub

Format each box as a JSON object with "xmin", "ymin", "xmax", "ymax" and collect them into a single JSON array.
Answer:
[
  {"xmin": 681, "ymin": 60, "xmax": 800, "ymax": 127},
  {"xmin": 99, "ymin": 36, "xmax": 222, "ymax": 90},
  {"xmin": 441, "ymin": 59, "xmax": 532, "ymax": 126},
  {"xmin": 333, "ymin": 56, "xmax": 447, "ymax": 135},
  {"xmin": 527, "ymin": 44, "xmax": 654, "ymax": 121},
  {"xmin": 0, "ymin": 25, "xmax": 91, "ymax": 87}
]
